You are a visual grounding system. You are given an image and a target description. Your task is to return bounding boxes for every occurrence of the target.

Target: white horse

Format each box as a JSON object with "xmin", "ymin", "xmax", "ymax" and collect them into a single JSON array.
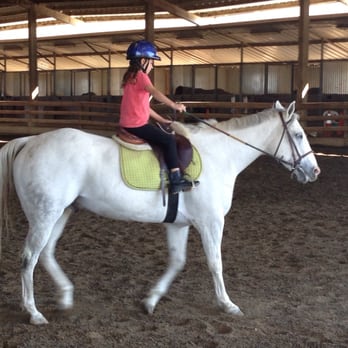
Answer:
[{"xmin": 0, "ymin": 101, "xmax": 320, "ymax": 325}]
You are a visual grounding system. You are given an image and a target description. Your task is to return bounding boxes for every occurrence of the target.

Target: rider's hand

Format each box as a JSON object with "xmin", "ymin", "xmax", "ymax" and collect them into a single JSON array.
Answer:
[{"xmin": 173, "ymin": 102, "xmax": 186, "ymax": 113}]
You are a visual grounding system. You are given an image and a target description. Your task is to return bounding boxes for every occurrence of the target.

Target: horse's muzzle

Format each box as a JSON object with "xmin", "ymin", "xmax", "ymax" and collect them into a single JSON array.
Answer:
[{"xmin": 291, "ymin": 165, "xmax": 320, "ymax": 183}]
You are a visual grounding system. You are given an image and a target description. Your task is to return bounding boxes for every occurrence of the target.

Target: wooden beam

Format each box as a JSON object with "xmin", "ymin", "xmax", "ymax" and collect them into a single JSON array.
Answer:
[
  {"xmin": 146, "ymin": 0, "xmax": 200, "ymax": 26},
  {"xmin": 145, "ymin": 1, "xmax": 155, "ymax": 43},
  {"xmin": 83, "ymin": 41, "xmax": 110, "ymax": 65},
  {"xmin": 34, "ymin": 4, "xmax": 84, "ymax": 26},
  {"xmin": 297, "ymin": 0, "xmax": 310, "ymax": 104},
  {"xmin": 28, "ymin": 4, "xmax": 38, "ymax": 98},
  {"xmin": 17, "ymin": 0, "xmax": 83, "ymax": 26}
]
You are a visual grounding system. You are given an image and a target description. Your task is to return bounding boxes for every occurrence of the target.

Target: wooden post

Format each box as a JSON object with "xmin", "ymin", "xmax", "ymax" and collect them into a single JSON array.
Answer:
[
  {"xmin": 107, "ymin": 50, "xmax": 111, "ymax": 97},
  {"xmin": 28, "ymin": 5, "xmax": 38, "ymax": 100},
  {"xmin": 145, "ymin": 1, "xmax": 155, "ymax": 43},
  {"xmin": 239, "ymin": 44, "xmax": 244, "ymax": 103},
  {"xmin": 297, "ymin": 0, "xmax": 310, "ymax": 107},
  {"xmin": 1, "ymin": 58, "xmax": 6, "ymax": 97},
  {"xmin": 145, "ymin": 1, "xmax": 155, "ymax": 81},
  {"xmin": 170, "ymin": 48, "xmax": 174, "ymax": 97}
]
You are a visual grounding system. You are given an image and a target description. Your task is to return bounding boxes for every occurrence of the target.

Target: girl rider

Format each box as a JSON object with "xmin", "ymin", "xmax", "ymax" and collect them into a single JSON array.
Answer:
[{"xmin": 120, "ymin": 40, "xmax": 199, "ymax": 194}]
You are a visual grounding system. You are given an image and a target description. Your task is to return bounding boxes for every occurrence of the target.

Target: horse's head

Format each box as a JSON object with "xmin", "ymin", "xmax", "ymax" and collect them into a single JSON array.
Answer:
[{"xmin": 273, "ymin": 101, "xmax": 320, "ymax": 183}]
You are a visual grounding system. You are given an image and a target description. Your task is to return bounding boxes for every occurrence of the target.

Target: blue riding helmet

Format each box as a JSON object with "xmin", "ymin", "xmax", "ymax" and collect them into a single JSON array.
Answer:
[{"xmin": 126, "ymin": 40, "xmax": 161, "ymax": 61}]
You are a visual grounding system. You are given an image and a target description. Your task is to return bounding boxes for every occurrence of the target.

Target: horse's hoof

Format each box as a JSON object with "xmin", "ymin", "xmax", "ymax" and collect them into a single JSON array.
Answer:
[
  {"xmin": 58, "ymin": 302, "xmax": 73, "ymax": 311},
  {"xmin": 232, "ymin": 308, "xmax": 244, "ymax": 316},
  {"xmin": 57, "ymin": 288, "xmax": 74, "ymax": 310},
  {"xmin": 223, "ymin": 303, "xmax": 244, "ymax": 316},
  {"xmin": 142, "ymin": 298, "xmax": 155, "ymax": 315},
  {"xmin": 57, "ymin": 294, "xmax": 74, "ymax": 310},
  {"xmin": 30, "ymin": 313, "xmax": 49, "ymax": 325}
]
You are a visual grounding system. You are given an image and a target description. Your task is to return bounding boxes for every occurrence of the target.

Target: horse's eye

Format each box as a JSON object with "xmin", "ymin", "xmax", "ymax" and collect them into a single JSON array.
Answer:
[{"xmin": 295, "ymin": 132, "xmax": 303, "ymax": 140}]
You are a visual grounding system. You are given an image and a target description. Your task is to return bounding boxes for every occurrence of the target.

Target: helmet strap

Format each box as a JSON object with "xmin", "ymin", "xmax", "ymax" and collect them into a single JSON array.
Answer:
[
  {"xmin": 129, "ymin": 58, "xmax": 150, "ymax": 73},
  {"xmin": 141, "ymin": 59, "xmax": 150, "ymax": 73}
]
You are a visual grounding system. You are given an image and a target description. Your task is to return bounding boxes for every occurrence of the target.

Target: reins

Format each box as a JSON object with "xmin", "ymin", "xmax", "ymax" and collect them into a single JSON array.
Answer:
[
  {"xmin": 183, "ymin": 111, "xmax": 272, "ymax": 157},
  {"xmin": 181, "ymin": 110, "xmax": 312, "ymax": 171}
]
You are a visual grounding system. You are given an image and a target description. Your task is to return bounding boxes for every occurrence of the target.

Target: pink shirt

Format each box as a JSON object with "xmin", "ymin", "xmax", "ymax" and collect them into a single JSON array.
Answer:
[{"xmin": 120, "ymin": 71, "xmax": 153, "ymax": 128}]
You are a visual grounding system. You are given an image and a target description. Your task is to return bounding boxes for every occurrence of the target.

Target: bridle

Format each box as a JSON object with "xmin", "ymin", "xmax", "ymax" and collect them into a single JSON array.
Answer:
[
  {"xmin": 273, "ymin": 111, "xmax": 313, "ymax": 173},
  {"xmin": 181, "ymin": 110, "xmax": 313, "ymax": 173}
]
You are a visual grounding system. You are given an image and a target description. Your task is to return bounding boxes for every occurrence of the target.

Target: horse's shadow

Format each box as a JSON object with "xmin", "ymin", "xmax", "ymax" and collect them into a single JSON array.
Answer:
[{"xmin": 0, "ymin": 303, "xmax": 29, "ymax": 325}]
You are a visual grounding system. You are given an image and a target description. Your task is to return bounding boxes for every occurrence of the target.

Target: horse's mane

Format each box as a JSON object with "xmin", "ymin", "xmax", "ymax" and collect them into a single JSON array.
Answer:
[
  {"xmin": 175, "ymin": 106, "xmax": 298, "ymax": 138},
  {"xmin": 220, "ymin": 108, "xmax": 277, "ymax": 131}
]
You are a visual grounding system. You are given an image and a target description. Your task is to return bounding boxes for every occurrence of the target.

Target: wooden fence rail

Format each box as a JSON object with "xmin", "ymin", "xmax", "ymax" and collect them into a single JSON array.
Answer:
[{"xmin": 0, "ymin": 100, "xmax": 347, "ymax": 146}]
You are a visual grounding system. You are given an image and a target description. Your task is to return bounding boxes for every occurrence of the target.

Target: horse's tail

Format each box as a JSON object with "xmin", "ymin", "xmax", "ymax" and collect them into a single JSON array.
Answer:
[{"xmin": 0, "ymin": 136, "xmax": 32, "ymax": 258}]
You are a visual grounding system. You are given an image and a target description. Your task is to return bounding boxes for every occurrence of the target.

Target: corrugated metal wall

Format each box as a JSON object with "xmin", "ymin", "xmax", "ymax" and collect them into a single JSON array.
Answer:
[
  {"xmin": 267, "ymin": 65, "xmax": 292, "ymax": 94},
  {"xmin": 172, "ymin": 66, "xmax": 193, "ymax": 93},
  {"xmin": 217, "ymin": 66, "xmax": 240, "ymax": 95},
  {"xmin": 3, "ymin": 60, "xmax": 348, "ymax": 97},
  {"xmin": 323, "ymin": 61, "xmax": 348, "ymax": 94}
]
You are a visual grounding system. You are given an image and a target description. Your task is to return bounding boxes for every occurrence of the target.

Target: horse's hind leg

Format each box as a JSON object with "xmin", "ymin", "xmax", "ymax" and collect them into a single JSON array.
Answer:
[
  {"xmin": 21, "ymin": 222, "xmax": 57, "ymax": 325},
  {"xmin": 143, "ymin": 224, "xmax": 189, "ymax": 314},
  {"xmin": 39, "ymin": 207, "xmax": 74, "ymax": 310}
]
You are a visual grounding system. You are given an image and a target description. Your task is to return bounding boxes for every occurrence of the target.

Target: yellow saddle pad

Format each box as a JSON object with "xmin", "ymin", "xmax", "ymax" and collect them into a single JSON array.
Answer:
[{"xmin": 119, "ymin": 146, "xmax": 202, "ymax": 190}]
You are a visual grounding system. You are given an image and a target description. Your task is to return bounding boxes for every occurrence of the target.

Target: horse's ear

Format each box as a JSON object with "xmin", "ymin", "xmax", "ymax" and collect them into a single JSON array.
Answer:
[
  {"xmin": 274, "ymin": 100, "xmax": 285, "ymax": 111},
  {"xmin": 286, "ymin": 101, "xmax": 296, "ymax": 120}
]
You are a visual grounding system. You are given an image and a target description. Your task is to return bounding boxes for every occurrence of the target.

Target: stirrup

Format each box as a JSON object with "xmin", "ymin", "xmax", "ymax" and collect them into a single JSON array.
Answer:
[{"xmin": 169, "ymin": 179, "xmax": 199, "ymax": 194}]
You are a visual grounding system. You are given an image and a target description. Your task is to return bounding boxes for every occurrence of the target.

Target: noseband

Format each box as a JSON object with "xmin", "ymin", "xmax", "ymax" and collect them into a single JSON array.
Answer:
[{"xmin": 273, "ymin": 111, "xmax": 313, "ymax": 172}]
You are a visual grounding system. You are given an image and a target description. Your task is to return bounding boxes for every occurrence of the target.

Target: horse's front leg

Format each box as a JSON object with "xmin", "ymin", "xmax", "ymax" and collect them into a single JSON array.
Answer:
[
  {"xmin": 198, "ymin": 220, "xmax": 243, "ymax": 316},
  {"xmin": 143, "ymin": 224, "xmax": 189, "ymax": 314}
]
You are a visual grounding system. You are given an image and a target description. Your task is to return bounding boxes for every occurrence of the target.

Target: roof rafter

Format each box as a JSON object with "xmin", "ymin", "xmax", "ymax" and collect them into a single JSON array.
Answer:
[
  {"xmin": 16, "ymin": 0, "xmax": 84, "ymax": 25},
  {"xmin": 146, "ymin": 0, "xmax": 200, "ymax": 26},
  {"xmin": 34, "ymin": 3, "xmax": 84, "ymax": 26}
]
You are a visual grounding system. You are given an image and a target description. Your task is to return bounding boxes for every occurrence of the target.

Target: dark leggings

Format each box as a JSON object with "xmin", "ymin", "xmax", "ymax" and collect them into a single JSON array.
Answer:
[{"xmin": 124, "ymin": 123, "xmax": 178, "ymax": 169}]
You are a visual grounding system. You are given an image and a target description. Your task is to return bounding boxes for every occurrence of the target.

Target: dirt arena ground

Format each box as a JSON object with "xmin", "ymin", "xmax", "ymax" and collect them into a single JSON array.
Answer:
[{"xmin": 0, "ymin": 146, "xmax": 347, "ymax": 348}]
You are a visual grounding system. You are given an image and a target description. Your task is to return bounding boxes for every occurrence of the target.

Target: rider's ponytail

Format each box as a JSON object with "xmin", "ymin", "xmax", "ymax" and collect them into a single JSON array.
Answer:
[{"xmin": 121, "ymin": 59, "xmax": 142, "ymax": 87}]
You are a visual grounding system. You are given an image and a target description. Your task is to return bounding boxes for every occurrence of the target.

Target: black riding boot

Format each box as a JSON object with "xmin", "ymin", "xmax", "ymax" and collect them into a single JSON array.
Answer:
[{"xmin": 169, "ymin": 170, "xmax": 199, "ymax": 194}]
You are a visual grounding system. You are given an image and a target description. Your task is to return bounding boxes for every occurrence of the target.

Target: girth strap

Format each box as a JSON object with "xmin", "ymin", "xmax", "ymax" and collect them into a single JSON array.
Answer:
[{"xmin": 163, "ymin": 193, "xmax": 179, "ymax": 223}]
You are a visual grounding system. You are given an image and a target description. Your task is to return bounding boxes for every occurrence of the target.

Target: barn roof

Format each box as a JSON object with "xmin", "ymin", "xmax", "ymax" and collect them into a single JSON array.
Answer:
[{"xmin": 0, "ymin": 0, "xmax": 348, "ymax": 71}]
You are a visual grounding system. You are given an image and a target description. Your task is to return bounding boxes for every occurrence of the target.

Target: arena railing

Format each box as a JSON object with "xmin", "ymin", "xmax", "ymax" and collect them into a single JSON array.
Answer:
[{"xmin": 0, "ymin": 100, "xmax": 347, "ymax": 146}]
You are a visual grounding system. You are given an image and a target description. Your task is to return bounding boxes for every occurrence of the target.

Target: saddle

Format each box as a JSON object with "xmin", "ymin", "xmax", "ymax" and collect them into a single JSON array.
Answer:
[
  {"xmin": 114, "ymin": 123, "xmax": 200, "ymax": 218},
  {"xmin": 116, "ymin": 124, "xmax": 194, "ymax": 173}
]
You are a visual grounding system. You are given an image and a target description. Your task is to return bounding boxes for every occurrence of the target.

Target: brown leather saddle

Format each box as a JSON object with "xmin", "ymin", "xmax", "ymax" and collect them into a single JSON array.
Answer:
[{"xmin": 116, "ymin": 125, "xmax": 193, "ymax": 172}]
